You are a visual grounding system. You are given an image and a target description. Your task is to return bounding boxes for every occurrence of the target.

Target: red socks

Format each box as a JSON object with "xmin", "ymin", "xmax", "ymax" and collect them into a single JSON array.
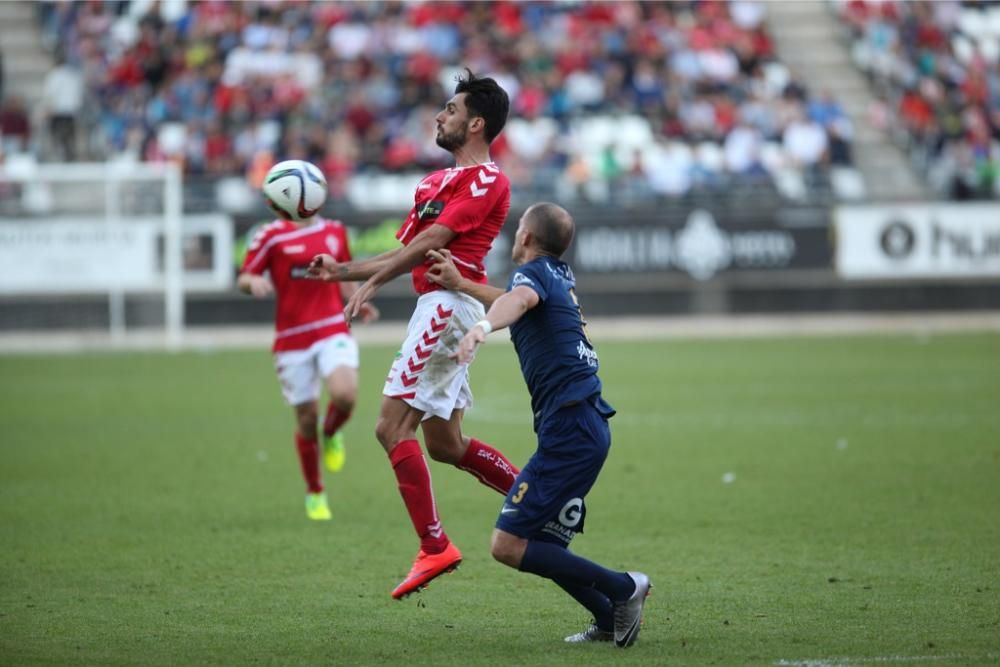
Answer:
[
  {"xmin": 294, "ymin": 432, "xmax": 323, "ymax": 493},
  {"xmin": 388, "ymin": 437, "xmax": 517, "ymax": 553},
  {"xmin": 389, "ymin": 439, "xmax": 449, "ymax": 554},
  {"xmin": 457, "ymin": 438, "xmax": 520, "ymax": 495},
  {"xmin": 323, "ymin": 401, "xmax": 352, "ymax": 438}
]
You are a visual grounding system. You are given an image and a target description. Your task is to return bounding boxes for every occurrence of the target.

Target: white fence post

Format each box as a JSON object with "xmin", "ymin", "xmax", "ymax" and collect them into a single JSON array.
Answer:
[{"xmin": 163, "ymin": 163, "xmax": 184, "ymax": 350}]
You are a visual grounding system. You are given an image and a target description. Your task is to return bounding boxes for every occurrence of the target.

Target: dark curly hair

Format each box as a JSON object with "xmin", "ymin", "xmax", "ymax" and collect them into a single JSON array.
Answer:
[{"xmin": 454, "ymin": 68, "xmax": 510, "ymax": 144}]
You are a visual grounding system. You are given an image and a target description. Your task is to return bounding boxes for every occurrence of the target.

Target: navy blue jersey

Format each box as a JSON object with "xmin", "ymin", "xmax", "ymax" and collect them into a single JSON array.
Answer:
[{"xmin": 506, "ymin": 256, "xmax": 614, "ymax": 428}]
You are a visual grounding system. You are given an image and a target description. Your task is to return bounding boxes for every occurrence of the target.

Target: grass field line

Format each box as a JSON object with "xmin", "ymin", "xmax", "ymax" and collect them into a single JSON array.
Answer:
[
  {"xmin": 775, "ymin": 654, "xmax": 995, "ymax": 666},
  {"xmin": 2, "ymin": 311, "xmax": 999, "ymax": 353}
]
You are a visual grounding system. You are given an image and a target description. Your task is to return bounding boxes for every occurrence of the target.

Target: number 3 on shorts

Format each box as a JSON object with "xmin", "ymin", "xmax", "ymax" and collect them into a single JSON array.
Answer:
[{"xmin": 511, "ymin": 482, "xmax": 529, "ymax": 504}]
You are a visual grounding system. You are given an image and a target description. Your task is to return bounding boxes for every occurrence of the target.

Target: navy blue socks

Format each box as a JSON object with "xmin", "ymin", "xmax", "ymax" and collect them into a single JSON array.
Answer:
[{"xmin": 519, "ymin": 539, "xmax": 635, "ymax": 602}]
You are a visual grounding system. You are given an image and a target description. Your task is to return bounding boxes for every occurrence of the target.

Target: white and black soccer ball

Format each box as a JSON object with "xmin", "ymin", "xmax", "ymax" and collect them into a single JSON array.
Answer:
[{"xmin": 261, "ymin": 160, "xmax": 328, "ymax": 221}]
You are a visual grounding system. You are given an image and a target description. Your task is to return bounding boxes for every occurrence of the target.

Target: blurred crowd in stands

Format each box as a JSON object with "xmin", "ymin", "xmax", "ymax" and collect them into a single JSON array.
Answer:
[
  {"xmin": 1, "ymin": 0, "xmax": 863, "ymax": 207},
  {"xmin": 839, "ymin": 0, "xmax": 1000, "ymax": 200}
]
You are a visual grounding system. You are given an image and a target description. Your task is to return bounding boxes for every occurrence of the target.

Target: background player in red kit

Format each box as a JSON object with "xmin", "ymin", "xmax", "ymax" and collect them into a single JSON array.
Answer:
[
  {"xmin": 307, "ymin": 70, "xmax": 520, "ymax": 598},
  {"xmin": 239, "ymin": 205, "xmax": 378, "ymax": 521}
]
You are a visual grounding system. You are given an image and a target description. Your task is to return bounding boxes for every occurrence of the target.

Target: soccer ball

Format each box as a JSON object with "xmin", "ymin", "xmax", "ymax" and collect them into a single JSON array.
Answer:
[{"xmin": 262, "ymin": 160, "xmax": 328, "ymax": 221}]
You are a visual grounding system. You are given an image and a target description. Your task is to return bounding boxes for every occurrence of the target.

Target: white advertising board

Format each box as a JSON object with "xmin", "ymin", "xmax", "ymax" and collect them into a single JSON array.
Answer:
[
  {"xmin": 835, "ymin": 204, "xmax": 1000, "ymax": 279},
  {"xmin": 0, "ymin": 221, "xmax": 158, "ymax": 291},
  {"xmin": 0, "ymin": 215, "xmax": 233, "ymax": 294}
]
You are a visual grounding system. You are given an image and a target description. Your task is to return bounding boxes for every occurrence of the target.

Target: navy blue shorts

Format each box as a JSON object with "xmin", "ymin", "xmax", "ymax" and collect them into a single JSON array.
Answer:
[{"xmin": 495, "ymin": 400, "xmax": 612, "ymax": 545}]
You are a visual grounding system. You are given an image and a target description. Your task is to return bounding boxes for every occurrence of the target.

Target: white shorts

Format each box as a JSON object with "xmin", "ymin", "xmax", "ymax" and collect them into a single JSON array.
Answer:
[
  {"xmin": 274, "ymin": 333, "xmax": 359, "ymax": 406},
  {"xmin": 383, "ymin": 291, "xmax": 486, "ymax": 421}
]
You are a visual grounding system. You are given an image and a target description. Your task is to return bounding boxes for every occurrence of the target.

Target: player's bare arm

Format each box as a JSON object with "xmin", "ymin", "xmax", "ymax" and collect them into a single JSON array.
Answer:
[
  {"xmin": 426, "ymin": 249, "xmax": 505, "ymax": 307},
  {"xmin": 452, "ymin": 285, "xmax": 540, "ymax": 364},
  {"xmin": 306, "ymin": 247, "xmax": 404, "ymax": 282},
  {"xmin": 237, "ymin": 272, "xmax": 274, "ymax": 298},
  {"xmin": 343, "ymin": 223, "xmax": 457, "ymax": 321}
]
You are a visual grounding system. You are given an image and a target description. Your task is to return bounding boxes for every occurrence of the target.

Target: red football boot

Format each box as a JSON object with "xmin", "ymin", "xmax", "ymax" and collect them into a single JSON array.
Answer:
[{"xmin": 391, "ymin": 542, "xmax": 463, "ymax": 599}]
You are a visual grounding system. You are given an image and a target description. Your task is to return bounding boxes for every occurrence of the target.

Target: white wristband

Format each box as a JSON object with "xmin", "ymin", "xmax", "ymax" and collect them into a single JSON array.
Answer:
[{"xmin": 474, "ymin": 319, "xmax": 493, "ymax": 335}]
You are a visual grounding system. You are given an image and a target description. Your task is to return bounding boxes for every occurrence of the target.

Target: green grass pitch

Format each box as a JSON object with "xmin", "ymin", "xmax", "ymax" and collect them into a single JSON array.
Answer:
[{"xmin": 1, "ymin": 333, "xmax": 998, "ymax": 666}]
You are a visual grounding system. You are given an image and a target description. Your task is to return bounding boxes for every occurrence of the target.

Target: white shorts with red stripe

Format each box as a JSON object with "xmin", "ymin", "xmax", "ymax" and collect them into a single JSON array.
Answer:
[
  {"xmin": 383, "ymin": 290, "xmax": 486, "ymax": 421},
  {"xmin": 274, "ymin": 333, "xmax": 359, "ymax": 406}
]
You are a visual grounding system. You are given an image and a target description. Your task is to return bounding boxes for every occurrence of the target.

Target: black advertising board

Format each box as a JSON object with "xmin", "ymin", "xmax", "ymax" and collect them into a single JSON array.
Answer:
[{"xmin": 566, "ymin": 209, "xmax": 832, "ymax": 281}]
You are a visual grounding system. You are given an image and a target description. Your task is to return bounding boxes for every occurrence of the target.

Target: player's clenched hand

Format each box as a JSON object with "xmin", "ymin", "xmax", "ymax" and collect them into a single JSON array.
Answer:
[
  {"xmin": 306, "ymin": 254, "xmax": 342, "ymax": 281},
  {"xmin": 451, "ymin": 326, "xmax": 486, "ymax": 365},
  {"xmin": 426, "ymin": 249, "xmax": 462, "ymax": 290},
  {"xmin": 248, "ymin": 275, "xmax": 274, "ymax": 298}
]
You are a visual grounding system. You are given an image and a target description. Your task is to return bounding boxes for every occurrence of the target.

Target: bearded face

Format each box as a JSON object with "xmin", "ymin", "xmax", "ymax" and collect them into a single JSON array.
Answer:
[
  {"xmin": 435, "ymin": 122, "xmax": 468, "ymax": 151},
  {"xmin": 434, "ymin": 93, "xmax": 474, "ymax": 152}
]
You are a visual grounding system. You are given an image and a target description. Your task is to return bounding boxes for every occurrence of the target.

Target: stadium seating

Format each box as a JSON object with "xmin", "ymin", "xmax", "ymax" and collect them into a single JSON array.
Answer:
[
  {"xmin": 835, "ymin": 0, "xmax": 1000, "ymax": 200},
  {"xmin": 22, "ymin": 0, "xmax": 860, "ymax": 208}
]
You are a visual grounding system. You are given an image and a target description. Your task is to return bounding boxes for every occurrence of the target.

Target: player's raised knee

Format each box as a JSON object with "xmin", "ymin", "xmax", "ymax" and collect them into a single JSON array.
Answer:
[
  {"xmin": 490, "ymin": 530, "xmax": 526, "ymax": 569},
  {"xmin": 489, "ymin": 540, "xmax": 517, "ymax": 568},
  {"xmin": 425, "ymin": 437, "xmax": 463, "ymax": 464}
]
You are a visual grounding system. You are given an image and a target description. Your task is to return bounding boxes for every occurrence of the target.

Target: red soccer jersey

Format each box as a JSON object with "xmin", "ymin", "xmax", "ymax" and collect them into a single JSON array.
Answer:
[
  {"xmin": 241, "ymin": 218, "xmax": 352, "ymax": 352},
  {"xmin": 396, "ymin": 162, "xmax": 511, "ymax": 294}
]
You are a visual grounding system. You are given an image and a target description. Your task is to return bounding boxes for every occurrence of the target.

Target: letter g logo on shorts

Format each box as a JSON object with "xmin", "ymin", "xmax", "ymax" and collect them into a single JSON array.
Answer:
[{"xmin": 558, "ymin": 498, "xmax": 584, "ymax": 527}]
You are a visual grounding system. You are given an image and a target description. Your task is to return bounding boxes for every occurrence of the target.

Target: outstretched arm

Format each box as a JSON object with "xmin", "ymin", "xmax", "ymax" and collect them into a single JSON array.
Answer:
[
  {"xmin": 307, "ymin": 247, "xmax": 404, "ymax": 282},
  {"xmin": 342, "ymin": 223, "xmax": 456, "ymax": 321},
  {"xmin": 425, "ymin": 249, "xmax": 505, "ymax": 307},
  {"xmin": 452, "ymin": 285, "xmax": 539, "ymax": 364}
]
